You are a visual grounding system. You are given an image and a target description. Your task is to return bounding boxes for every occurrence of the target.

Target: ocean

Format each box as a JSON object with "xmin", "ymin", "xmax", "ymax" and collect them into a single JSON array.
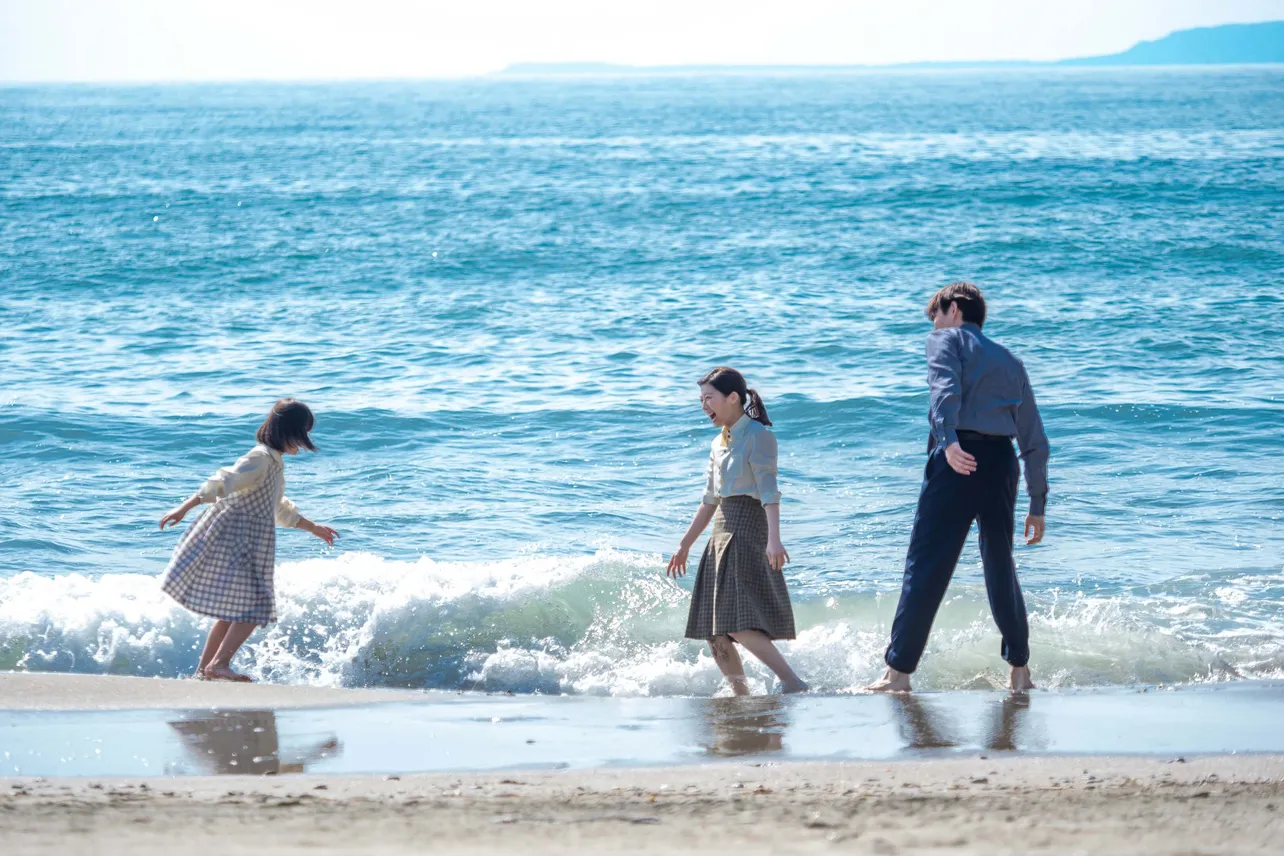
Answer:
[{"xmin": 1, "ymin": 68, "xmax": 1281, "ymax": 695}]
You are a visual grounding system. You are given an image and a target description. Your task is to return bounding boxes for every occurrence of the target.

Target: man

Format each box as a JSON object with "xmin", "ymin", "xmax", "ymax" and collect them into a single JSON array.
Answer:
[{"xmin": 869, "ymin": 282, "xmax": 1050, "ymax": 693}]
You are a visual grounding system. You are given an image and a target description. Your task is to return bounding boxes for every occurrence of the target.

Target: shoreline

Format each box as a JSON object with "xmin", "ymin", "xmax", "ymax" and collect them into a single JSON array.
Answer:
[
  {"xmin": 4, "ymin": 755, "xmax": 1283, "ymax": 854},
  {"xmin": 6, "ymin": 672, "xmax": 1284, "ymax": 781},
  {"xmin": 7, "ymin": 670, "xmax": 1280, "ymax": 711},
  {"xmin": 0, "ymin": 671, "xmax": 437, "ymax": 711},
  {"xmin": 5, "ymin": 673, "xmax": 1284, "ymax": 851}
]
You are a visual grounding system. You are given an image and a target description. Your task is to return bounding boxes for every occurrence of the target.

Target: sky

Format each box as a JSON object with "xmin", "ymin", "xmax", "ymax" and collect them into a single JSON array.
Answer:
[{"xmin": 1, "ymin": 0, "xmax": 1283, "ymax": 82}]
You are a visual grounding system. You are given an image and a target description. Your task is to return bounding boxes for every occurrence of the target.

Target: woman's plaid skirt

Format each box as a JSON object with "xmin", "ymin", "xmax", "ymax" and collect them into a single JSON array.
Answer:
[{"xmin": 684, "ymin": 495, "xmax": 797, "ymax": 641}]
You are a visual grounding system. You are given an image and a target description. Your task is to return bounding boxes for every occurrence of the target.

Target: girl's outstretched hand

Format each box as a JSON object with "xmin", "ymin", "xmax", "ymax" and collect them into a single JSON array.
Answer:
[
  {"xmin": 160, "ymin": 496, "xmax": 201, "ymax": 530},
  {"xmin": 306, "ymin": 522, "xmax": 340, "ymax": 547},
  {"xmin": 766, "ymin": 538, "xmax": 790, "ymax": 573},
  {"xmin": 159, "ymin": 505, "xmax": 189, "ymax": 529},
  {"xmin": 666, "ymin": 544, "xmax": 690, "ymax": 578}
]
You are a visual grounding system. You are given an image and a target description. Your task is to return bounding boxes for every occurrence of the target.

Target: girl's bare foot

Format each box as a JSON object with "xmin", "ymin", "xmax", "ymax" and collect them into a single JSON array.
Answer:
[
  {"xmin": 866, "ymin": 667, "xmax": 912, "ymax": 693},
  {"xmin": 1009, "ymin": 666, "xmax": 1035, "ymax": 692},
  {"xmin": 203, "ymin": 665, "xmax": 253, "ymax": 683}
]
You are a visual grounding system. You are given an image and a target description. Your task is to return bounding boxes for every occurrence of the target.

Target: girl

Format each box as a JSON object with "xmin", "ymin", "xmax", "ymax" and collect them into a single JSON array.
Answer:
[
  {"xmin": 667, "ymin": 368, "xmax": 808, "ymax": 695},
  {"xmin": 158, "ymin": 398, "xmax": 338, "ymax": 682}
]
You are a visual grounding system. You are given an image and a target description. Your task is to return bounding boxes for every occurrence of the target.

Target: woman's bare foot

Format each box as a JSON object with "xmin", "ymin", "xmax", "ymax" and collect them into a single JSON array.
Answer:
[
  {"xmin": 202, "ymin": 665, "xmax": 253, "ymax": 683},
  {"xmin": 866, "ymin": 667, "xmax": 912, "ymax": 693},
  {"xmin": 1009, "ymin": 666, "xmax": 1035, "ymax": 692}
]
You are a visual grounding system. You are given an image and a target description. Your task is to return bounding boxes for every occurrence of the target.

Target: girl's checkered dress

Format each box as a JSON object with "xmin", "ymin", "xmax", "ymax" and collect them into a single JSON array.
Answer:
[
  {"xmin": 685, "ymin": 495, "xmax": 797, "ymax": 641},
  {"xmin": 161, "ymin": 452, "xmax": 286, "ymax": 626}
]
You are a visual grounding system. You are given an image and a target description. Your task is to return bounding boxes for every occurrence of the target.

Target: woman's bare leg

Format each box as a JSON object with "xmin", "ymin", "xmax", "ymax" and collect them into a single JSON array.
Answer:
[
  {"xmin": 709, "ymin": 636, "xmax": 751, "ymax": 696},
  {"xmin": 197, "ymin": 621, "xmax": 231, "ymax": 677},
  {"xmin": 728, "ymin": 630, "xmax": 809, "ymax": 693},
  {"xmin": 204, "ymin": 622, "xmax": 258, "ymax": 682}
]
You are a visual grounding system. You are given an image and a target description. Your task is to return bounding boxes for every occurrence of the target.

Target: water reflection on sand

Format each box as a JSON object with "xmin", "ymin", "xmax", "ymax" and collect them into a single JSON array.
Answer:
[
  {"xmin": 695, "ymin": 696, "xmax": 790, "ymax": 756},
  {"xmin": 691, "ymin": 691, "xmax": 1043, "ymax": 760},
  {"xmin": 890, "ymin": 692, "xmax": 1043, "ymax": 753},
  {"xmin": 168, "ymin": 710, "xmax": 341, "ymax": 775},
  {"xmin": 5, "ymin": 682, "xmax": 1281, "ymax": 777}
]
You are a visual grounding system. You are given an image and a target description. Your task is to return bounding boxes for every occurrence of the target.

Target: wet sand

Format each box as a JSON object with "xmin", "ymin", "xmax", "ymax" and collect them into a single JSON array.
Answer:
[
  {"xmin": 4, "ymin": 755, "xmax": 1283, "ymax": 854},
  {"xmin": 4, "ymin": 673, "xmax": 1284, "ymax": 852},
  {"xmin": 6, "ymin": 673, "xmax": 1284, "ymax": 778}
]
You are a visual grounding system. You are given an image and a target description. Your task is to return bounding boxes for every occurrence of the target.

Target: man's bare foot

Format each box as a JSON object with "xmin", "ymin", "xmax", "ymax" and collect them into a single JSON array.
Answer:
[
  {"xmin": 203, "ymin": 665, "xmax": 253, "ymax": 683},
  {"xmin": 866, "ymin": 667, "xmax": 912, "ymax": 693},
  {"xmin": 728, "ymin": 676, "xmax": 752, "ymax": 697},
  {"xmin": 782, "ymin": 679, "xmax": 810, "ymax": 694},
  {"xmin": 1009, "ymin": 665, "xmax": 1035, "ymax": 692}
]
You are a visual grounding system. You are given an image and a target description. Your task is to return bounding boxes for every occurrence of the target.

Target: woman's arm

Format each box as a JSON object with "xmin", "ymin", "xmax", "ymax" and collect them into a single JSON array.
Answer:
[
  {"xmin": 748, "ymin": 431, "xmax": 789, "ymax": 571},
  {"xmin": 747, "ymin": 431, "xmax": 782, "ymax": 505},
  {"xmin": 666, "ymin": 503, "xmax": 717, "ymax": 578},
  {"xmin": 764, "ymin": 502, "xmax": 789, "ymax": 572}
]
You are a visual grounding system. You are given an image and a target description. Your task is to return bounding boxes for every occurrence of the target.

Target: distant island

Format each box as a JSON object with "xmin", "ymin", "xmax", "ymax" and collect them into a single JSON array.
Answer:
[
  {"xmin": 501, "ymin": 21, "xmax": 1284, "ymax": 75},
  {"xmin": 1064, "ymin": 20, "xmax": 1284, "ymax": 65}
]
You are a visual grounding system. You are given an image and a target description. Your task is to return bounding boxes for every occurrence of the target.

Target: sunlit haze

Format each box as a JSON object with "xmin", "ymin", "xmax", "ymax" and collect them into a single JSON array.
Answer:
[{"xmin": 2, "ymin": 0, "xmax": 1283, "ymax": 82}]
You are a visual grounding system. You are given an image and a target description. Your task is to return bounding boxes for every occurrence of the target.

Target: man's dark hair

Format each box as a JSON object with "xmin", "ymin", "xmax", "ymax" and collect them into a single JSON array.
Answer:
[
  {"xmin": 256, "ymin": 398, "xmax": 317, "ymax": 453},
  {"xmin": 926, "ymin": 282, "xmax": 987, "ymax": 327}
]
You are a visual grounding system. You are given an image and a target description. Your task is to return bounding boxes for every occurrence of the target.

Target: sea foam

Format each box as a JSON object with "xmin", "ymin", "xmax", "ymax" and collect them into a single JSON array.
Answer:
[{"xmin": 0, "ymin": 549, "xmax": 1271, "ymax": 695}]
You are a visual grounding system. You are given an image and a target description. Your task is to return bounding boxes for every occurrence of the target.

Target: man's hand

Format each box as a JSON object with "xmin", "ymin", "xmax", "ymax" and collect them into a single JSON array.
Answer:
[
  {"xmin": 944, "ymin": 442, "xmax": 977, "ymax": 475},
  {"xmin": 1024, "ymin": 515, "xmax": 1045, "ymax": 546}
]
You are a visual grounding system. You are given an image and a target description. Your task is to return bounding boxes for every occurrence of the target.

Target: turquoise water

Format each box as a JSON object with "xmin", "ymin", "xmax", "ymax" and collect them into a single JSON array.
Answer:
[{"xmin": 1, "ymin": 69, "xmax": 1282, "ymax": 693}]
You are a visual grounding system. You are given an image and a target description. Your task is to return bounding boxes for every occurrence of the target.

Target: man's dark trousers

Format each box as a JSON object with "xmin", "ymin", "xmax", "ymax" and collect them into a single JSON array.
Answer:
[{"xmin": 884, "ymin": 431, "xmax": 1030, "ymax": 674}]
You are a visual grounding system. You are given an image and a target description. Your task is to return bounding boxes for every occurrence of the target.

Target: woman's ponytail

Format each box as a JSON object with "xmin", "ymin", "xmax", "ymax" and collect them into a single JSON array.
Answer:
[{"xmin": 744, "ymin": 388, "xmax": 772, "ymax": 427}]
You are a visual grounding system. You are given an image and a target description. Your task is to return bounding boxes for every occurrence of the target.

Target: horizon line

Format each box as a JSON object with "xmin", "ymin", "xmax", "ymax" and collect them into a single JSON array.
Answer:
[
  {"xmin": 4, "ymin": 62, "xmax": 1284, "ymax": 88},
  {"xmin": 3, "ymin": 20, "xmax": 1280, "ymax": 87}
]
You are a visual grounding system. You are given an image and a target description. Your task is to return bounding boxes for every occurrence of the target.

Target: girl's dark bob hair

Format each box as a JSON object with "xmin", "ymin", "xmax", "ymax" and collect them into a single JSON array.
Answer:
[{"xmin": 256, "ymin": 398, "xmax": 317, "ymax": 453}]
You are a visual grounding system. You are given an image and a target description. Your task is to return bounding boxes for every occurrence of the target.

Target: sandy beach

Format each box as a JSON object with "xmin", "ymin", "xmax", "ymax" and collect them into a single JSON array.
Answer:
[
  {"xmin": 3, "ymin": 754, "xmax": 1282, "ymax": 855},
  {"xmin": 1, "ymin": 673, "xmax": 1283, "ymax": 853}
]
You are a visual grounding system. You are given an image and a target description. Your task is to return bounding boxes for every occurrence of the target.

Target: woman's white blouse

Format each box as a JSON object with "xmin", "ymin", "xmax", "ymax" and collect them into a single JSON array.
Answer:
[
  {"xmin": 197, "ymin": 444, "xmax": 304, "ymax": 528},
  {"xmin": 701, "ymin": 414, "xmax": 782, "ymax": 507}
]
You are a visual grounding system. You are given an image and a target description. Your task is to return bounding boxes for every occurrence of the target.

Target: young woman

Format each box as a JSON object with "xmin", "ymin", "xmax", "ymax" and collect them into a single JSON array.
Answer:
[
  {"xmin": 159, "ymin": 398, "xmax": 338, "ymax": 682},
  {"xmin": 667, "ymin": 367, "xmax": 808, "ymax": 695}
]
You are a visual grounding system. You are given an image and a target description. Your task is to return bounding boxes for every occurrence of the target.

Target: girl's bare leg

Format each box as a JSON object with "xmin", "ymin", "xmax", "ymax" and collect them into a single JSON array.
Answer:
[
  {"xmin": 709, "ymin": 636, "xmax": 751, "ymax": 696},
  {"xmin": 728, "ymin": 630, "xmax": 809, "ymax": 693},
  {"xmin": 204, "ymin": 622, "xmax": 258, "ymax": 682},
  {"xmin": 197, "ymin": 621, "xmax": 231, "ymax": 677}
]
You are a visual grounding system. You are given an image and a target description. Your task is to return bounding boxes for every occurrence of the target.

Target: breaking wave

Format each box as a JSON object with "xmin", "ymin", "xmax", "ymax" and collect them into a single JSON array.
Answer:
[{"xmin": 2, "ymin": 550, "xmax": 1279, "ymax": 695}]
